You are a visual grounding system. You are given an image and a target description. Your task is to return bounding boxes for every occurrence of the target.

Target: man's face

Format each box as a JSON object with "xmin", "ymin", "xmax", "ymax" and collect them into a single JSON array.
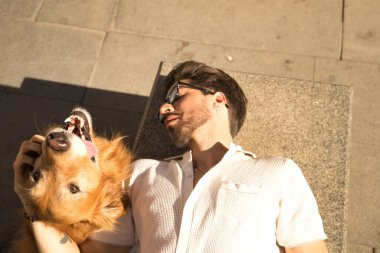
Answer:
[{"xmin": 160, "ymin": 81, "xmax": 213, "ymax": 148}]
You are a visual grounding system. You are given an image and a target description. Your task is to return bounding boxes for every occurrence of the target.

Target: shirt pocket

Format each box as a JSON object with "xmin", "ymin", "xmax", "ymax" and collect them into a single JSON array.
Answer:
[{"xmin": 213, "ymin": 181, "xmax": 262, "ymax": 230}]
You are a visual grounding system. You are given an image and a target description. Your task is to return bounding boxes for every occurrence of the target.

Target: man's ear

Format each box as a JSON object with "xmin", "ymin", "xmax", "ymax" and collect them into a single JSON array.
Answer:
[{"xmin": 214, "ymin": 92, "xmax": 228, "ymax": 108}]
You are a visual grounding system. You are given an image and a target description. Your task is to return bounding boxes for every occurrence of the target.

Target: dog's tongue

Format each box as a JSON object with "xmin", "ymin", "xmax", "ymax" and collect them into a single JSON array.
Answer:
[{"xmin": 84, "ymin": 140, "xmax": 98, "ymax": 158}]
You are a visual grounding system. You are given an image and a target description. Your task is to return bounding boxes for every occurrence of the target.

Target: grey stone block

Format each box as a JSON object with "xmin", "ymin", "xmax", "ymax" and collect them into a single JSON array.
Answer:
[
  {"xmin": 83, "ymin": 88, "xmax": 148, "ymax": 114},
  {"xmin": 90, "ymin": 32, "xmax": 315, "ymax": 98},
  {"xmin": 37, "ymin": 0, "xmax": 118, "ymax": 30},
  {"xmin": 0, "ymin": 0, "xmax": 41, "ymax": 19},
  {"xmin": 0, "ymin": 19, "xmax": 103, "ymax": 88},
  {"xmin": 81, "ymin": 105, "xmax": 144, "ymax": 148},
  {"xmin": 347, "ymin": 144, "xmax": 380, "ymax": 248},
  {"xmin": 343, "ymin": 0, "xmax": 380, "ymax": 64},
  {"xmin": 346, "ymin": 243, "xmax": 374, "ymax": 253},
  {"xmin": 314, "ymin": 58, "xmax": 380, "ymax": 146},
  {"xmin": 115, "ymin": 0, "xmax": 342, "ymax": 58},
  {"xmin": 134, "ymin": 62, "xmax": 352, "ymax": 253}
]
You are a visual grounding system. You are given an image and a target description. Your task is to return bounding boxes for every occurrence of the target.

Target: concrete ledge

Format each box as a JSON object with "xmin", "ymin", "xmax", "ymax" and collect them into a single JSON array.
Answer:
[{"xmin": 134, "ymin": 62, "xmax": 352, "ymax": 253}]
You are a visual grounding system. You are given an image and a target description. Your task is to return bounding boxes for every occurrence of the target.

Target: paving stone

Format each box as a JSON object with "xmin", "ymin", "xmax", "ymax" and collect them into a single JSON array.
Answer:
[
  {"xmin": 114, "ymin": 0, "xmax": 342, "ymax": 58},
  {"xmin": 314, "ymin": 58, "xmax": 380, "ymax": 145},
  {"xmin": 83, "ymin": 87, "xmax": 148, "ymax": 113},
  {"xmin": 0, "ymin": 19, "xmax": 104, "ymax": 89},
  {"xmin": 90, "ymin": 32, "xmax": 315, "ymax": 98},
  {"xmin": 343, "ymin": 0, "xmax": 380, "ymax": 64},
  {"xmin": 346, "ymin": 243, "xmax": 374, "ymax": 253},
  {"xmin": 81, "ymin": 105, "xmax": 144, "ymax": 148},
  {"xmin": 0, "ymin": 0, "xmax": 41, "ymax": 19},
  {"xmin": 347, "ymin": 143, "xmax": 380, "ymax": 248},
  {"xmin": 134, "ymin": 62, "xmax": 352, "ymax": 253},
  {"xmin": 37, "ymin": 0, "xmax": 118, "ymax": 30}
]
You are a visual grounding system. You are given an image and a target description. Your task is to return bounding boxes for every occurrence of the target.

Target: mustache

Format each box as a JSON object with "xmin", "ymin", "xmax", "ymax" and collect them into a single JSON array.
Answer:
[{"xmin": 157, "ymin": 111, "xmax": 182, "ymax": 124}]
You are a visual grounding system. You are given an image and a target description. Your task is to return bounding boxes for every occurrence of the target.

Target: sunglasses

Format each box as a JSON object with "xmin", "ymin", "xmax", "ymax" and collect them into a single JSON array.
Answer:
[{"xmin": 156, "ymin": 81, "xmax": 217, "ymax": 124}]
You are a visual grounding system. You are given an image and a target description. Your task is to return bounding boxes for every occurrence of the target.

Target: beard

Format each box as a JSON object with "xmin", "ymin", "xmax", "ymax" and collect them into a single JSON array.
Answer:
[{"xmin": 167, "ymin": 107, "xmax": 211, "ymax": 148}]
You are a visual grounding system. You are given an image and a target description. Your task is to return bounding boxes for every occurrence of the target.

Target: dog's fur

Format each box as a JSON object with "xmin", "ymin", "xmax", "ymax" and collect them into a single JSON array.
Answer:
[{"xmin": 13, "ymin": 107, "xmax": 132, "ymax": 253}]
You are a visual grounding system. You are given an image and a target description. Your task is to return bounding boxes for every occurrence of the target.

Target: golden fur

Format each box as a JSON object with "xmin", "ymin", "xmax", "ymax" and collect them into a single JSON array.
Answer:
[{"xmin": 13, "ymin": 108, "xmax": 132, "ymax": 253}]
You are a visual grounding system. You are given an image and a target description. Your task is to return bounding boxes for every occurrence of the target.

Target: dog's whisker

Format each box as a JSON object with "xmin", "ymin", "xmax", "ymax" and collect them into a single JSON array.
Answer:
[{"xmin": 33, "ymin": 114, "xmax": 42, "ymax": 135}]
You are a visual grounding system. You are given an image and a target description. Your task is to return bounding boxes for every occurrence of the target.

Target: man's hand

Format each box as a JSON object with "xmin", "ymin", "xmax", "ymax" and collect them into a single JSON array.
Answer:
[
  {"xmin": 13, "ymin": 134, "xmax": 44, "ymax": 215},
  {"xmin": 286, "ymin": 240, "xmax": 328, "ymax": 253}
]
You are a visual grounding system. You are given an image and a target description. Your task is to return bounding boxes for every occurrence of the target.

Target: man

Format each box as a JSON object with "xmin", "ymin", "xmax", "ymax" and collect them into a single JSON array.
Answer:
[{"xmin": 13, "ymin": 61, "xmax": 328, "ymax": 252}]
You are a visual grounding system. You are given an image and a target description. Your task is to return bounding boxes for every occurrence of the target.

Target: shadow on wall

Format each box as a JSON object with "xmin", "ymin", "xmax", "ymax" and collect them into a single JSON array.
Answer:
[{"xmin": 0, "ymin": 78, "xmax": 148, "ymax": 251}]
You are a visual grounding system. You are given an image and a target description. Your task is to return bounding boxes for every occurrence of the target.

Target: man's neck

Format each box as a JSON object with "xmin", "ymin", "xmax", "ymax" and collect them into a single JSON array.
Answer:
[{"xmin": 189, "ymin": 139, "xmax": 232, "ymax": 172}]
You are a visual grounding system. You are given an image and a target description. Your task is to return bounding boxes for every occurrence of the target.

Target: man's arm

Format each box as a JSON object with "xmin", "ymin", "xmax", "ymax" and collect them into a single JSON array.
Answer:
[
  {"xmin": 80, "ymin": 239, "xmax": 129, "ymax": 253},
  {"xmin": 31, "ymin": 222, "xmax": 80, "ymax": 253},
  {"xmin": 32, "ymin": 221, "xmax": 129, "ymax": 253},
  {"xmin": 285, "ymin": 240, "xmax": 328, "ymax": 253}
]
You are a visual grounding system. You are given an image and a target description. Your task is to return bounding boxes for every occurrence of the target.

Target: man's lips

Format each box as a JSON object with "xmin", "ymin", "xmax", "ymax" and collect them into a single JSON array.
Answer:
[{"xmin": 164, "ymin": 113, "xmax": 182, "ymax": 126}]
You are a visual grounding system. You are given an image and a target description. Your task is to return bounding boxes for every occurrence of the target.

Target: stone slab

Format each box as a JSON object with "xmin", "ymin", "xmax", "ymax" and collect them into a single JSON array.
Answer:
[
  {"xmin": 37, "ymin": 0, "xmax": 118, "ymax": 30},
  {"xmin": 0, "ymin": 19, "xmax": 104, "ymax": 88},
  {"xmin": 81, "ymin": 105, "xmax": 144, "ymax": 148},
  {"xmin": 314, "ymin": 57, "xmax": 380, "ymax": 250},
  {"xmin": 115, "ymin": 0, "xmax": 342, "ymax": 58},
  {"xmin": 347, "ymin": 243, "xmax": 374, "ymax": 253},
  {"xmin": 347, "ymin": 144, "xmax": 380, "ymax": 248},
  {"xmin": 90, "ymin": 32, "xmax": 315, "ymax": 97},
  {"xmin": 83, "ymin": 87, "xmax": 148, "ymax": 114},
  {"xmin": 314, "ymin": 58, "xmax": 380, "ymax": 146},
  {"xmin": 0, "ymin": 0, "xmax": 41, "ymax": 19},
  {"xmin": 343, "ymin": 0, "xmax": 380, "ymax": 64},
  {"xmin": 133, "ymin": 62, "xmax": 352, "ymax": 253}
]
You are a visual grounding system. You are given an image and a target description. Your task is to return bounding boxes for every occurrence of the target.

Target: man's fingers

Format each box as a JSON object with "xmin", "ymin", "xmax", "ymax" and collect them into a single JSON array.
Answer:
[
  {"xmin": 30, "ymin": 134, "xmax": 45, "ymax": 144},
  {"xmin": 19, "ymin": 140, "xmax": 42, "ymax": 157}
]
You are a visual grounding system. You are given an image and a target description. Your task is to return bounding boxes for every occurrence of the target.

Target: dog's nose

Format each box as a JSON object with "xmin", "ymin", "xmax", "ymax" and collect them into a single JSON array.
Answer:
[{"xmin": 47, "ymin": 132, "xmax": 70, "ymax": 151}]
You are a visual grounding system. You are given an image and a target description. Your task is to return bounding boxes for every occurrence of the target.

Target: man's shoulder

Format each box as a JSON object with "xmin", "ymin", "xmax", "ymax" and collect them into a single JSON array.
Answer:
[
  {"xmin": 131, "ymin": 158, "xmax": 169, "ymax": 173},
  {"xmin": 237, "ymin": 156, "xmax": 302, "ymax": 177}
]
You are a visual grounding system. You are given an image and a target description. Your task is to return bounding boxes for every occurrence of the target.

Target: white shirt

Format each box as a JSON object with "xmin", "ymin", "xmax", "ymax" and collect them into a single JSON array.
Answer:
[{"xmin": 91, "ymin": 143, "xmax": 327, "ymax": 252}]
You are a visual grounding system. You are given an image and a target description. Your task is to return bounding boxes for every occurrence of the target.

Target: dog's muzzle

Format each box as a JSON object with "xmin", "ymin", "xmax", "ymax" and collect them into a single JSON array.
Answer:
[{"xmin": 46, "ymin": 131, "xmax": 70, "ymax": 151}]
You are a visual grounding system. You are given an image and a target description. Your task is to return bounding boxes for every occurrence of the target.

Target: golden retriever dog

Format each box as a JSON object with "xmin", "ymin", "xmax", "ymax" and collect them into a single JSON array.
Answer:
[{"xmin": 13, "ymin": 107, "xmax": 132, "ymax": 253}]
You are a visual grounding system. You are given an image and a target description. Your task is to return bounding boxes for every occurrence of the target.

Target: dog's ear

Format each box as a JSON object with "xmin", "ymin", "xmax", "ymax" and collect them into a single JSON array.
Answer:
[{"xmin": 90, "ymin": 183, "xmax": 125, "ymax": 231}]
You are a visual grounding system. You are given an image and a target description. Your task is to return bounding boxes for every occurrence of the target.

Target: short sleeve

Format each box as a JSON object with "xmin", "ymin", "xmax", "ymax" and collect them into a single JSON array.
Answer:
[
  {"xmin": 276, "ymin": 159, "xmax": 327, "ymax": 247},
  {"xmin": 89, "ymin": 205, "xmax": 136, "ymax": 247}
]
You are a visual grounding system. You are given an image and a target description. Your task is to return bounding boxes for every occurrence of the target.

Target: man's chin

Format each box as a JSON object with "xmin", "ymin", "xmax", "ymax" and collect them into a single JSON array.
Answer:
[{"xmin": 168, "ymin": 127, "xmax": 190, "ymax": 149}]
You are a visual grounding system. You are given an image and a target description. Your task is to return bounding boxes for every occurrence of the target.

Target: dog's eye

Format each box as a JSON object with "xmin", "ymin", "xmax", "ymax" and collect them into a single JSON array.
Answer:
[
  {"xmin": 33, "ymin": 171, "xmax": 40, "ymax": 182},
  {"xmin": 69, "ymin": 184, "xmax": 80, "ymax": 194}
]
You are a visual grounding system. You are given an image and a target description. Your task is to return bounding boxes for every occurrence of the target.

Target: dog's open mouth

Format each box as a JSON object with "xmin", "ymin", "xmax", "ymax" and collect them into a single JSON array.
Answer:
[{"xmin": 63, "ymin": 110, "xmax": 98, "ymax": 159}]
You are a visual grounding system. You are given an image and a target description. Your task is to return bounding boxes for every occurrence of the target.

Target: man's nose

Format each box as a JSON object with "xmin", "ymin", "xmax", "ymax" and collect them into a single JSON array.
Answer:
[{"xmin": 159, "ymin": 103, "xmax": 174, "ymax": 115}]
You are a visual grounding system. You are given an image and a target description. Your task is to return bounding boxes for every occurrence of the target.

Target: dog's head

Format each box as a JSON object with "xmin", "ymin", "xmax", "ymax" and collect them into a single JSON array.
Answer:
[{"xmin": 24, "ymin": 107, "xmax": 131, "ymax": 242}]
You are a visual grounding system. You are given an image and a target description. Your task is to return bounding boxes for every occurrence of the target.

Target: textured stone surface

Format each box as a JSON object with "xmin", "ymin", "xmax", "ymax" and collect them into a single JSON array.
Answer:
[
  {"xmin": 0, "ymin": 19, "xmax": 104, "ymax": 88},
  {"xmin": 346, "ymin": 243, "xmax": 374, "ymax": 253},
  {"xmin": 134, "ymin": 62, "xmax": 352, "ymax": 253},
  {"xmin": 314, "ymin": 59, "xmax": 380, "ymax": 250},
  {"xmin": 115, "ymin": 0, "xmax": 342, "ymax": 58},
  {"xmin": 0, "ymin": 0, "xmax": 41, "ymax": 19},
  {"xmin": 314, "ymin": 58, "xmax": 380, "ymax": 145},
  {"xmin": 90, "ymin": 32, "xmax": 315, "ymax": 97},
  {"xmin": 37, "ymin": 0, "xmax": 118, "ymax": 30},
  {"xmin": 347, "ymin": 144, "xmax": 380, "ymax": 247},
  {"xmin": 343, "ymin": 0, "xmax": 380, "ymax": 64}
]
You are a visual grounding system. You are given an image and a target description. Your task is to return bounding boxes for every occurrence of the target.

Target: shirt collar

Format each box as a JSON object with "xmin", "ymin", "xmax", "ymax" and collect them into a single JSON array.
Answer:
[{"xmin": 173, "ymin": 143, "xmax": 256, "ymax": 170}]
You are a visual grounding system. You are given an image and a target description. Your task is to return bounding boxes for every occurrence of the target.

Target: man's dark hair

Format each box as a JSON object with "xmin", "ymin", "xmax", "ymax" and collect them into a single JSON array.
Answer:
[{"xmin": 165, "ymin": 61, "xmax": 247, "ymax": 137}]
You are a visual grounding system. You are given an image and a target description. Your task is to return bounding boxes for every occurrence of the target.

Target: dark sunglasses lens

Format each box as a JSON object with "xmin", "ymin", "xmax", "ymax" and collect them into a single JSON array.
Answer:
[
  {"xmin": 168, "ymin": 86, "xmax": 178, "ymax": 104},
  {"xmin": 156, "ymin": 112, "xmax": 165, "ymax": 124}
]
